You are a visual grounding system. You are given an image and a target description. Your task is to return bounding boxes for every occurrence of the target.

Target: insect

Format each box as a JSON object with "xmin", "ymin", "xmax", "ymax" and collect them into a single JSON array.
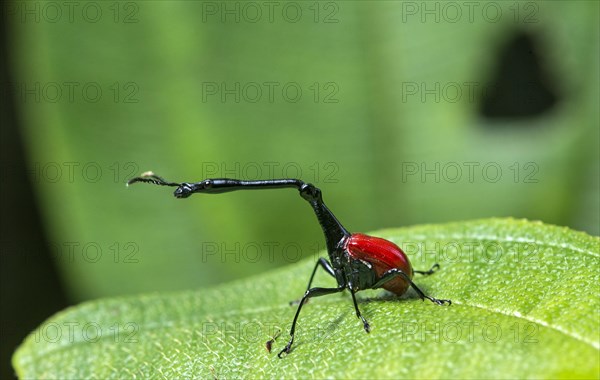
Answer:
[
  {"xmin": 265, "ymin": 329, "xmax": 281, "ymax": 353},
  {"xmin": 127, "ymin": 172, "xmax": 451, "ymax": 357}
]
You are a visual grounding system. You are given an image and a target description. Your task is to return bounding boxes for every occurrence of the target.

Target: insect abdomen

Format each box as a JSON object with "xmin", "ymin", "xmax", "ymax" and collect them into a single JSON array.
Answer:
[{"xmin": 345, "ymin": 233, "xmax": 413, "ymax": 295}]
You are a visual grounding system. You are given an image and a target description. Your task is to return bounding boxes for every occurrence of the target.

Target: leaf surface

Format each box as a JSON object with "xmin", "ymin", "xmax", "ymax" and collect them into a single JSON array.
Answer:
[{"xmin": 13, "ymin": 219, "xmax": 600, "ymax": 379}]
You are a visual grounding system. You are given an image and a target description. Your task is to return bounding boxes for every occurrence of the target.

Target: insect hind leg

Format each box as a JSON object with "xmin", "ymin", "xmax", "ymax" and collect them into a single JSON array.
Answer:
[{"xmin": 413, "ymin": 263, "xmax": 440, "ymax": 276}]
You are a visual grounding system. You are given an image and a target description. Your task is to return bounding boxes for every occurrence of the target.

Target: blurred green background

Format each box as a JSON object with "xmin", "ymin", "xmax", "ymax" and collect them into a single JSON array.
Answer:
[{"xmin": 1, "ymin": 1, "xmax": 598, "ymax": 378}]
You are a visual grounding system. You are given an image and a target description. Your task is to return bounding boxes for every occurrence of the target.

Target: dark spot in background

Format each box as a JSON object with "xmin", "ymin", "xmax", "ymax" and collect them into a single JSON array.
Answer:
[{"xmin": 480, "ymin": 31, "xmax": 560, "ymax": 120}]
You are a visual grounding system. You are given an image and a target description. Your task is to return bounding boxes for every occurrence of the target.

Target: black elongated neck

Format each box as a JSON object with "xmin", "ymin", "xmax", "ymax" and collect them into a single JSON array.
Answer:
[
  {"xmin": 127, "ymin": 174, "xmax": 351, "ymax": 260},
  {"xmin": 309, "ymin": 200, "xmax": 349, "ymax": 256},
  {"xmin": 297, "ymin": 182, "xmax": 349, "ymax": 257}
]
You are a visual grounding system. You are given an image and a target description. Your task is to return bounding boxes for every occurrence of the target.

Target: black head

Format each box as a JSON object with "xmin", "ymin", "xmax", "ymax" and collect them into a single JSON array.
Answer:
[{"xmin": 174, "ymin": 183, "xmax": 194, "ymax": 198}]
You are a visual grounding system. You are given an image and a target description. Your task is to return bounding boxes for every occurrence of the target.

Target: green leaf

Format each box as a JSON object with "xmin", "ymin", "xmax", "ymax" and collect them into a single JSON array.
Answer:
[{"xmin": 13, "ymin": 219, "xmax": 600, "ymax": 379}]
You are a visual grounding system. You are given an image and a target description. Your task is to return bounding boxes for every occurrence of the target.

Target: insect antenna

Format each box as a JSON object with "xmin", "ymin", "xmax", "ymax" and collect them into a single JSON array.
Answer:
[{"xmin": 126, "ymin": 171, "xmax": 181, "ymax": 187}]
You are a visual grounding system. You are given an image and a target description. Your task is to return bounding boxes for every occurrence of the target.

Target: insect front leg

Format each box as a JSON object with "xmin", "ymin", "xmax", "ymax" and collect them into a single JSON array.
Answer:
[
  {"xmin": 276, "ymin": 285, "xmax": 345, "ymax": 358},
  {"xmin": 290, "ymin": 258, "xmax": 336, "ymax": 306},
  {"xmin": 306, "ymin": 257, "xmax": 336, "ymax": 286},
  {"xmin": 350, "ymin": 290, "xmax": 370, "ymax": 333}
]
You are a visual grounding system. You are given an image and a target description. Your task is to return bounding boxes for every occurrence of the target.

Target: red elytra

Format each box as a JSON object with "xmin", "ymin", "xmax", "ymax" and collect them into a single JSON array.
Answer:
[{"xmin": 345, "ymin": 233, "xmax": 413, "ymax": 295}]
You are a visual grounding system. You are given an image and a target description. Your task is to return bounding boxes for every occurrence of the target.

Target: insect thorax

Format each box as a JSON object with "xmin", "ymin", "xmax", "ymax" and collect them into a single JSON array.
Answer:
[{"xmin": 343, "ymin": 255, "xmax": 379, "ymax": 292}]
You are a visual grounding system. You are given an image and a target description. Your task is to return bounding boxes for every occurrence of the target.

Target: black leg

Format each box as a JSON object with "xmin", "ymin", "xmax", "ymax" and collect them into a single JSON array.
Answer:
[
  {"xmin": 350, "ymin": 291, "xmax": 370, "ymax": 333},
  {"xmin": 290, "ymin": 258, "xmax": 336, "ymax": 305},
  {"xmin": 413, "ymin": 263, "xmax": 440, "ymax": 276},
  {"xmin": 277, "ymin": 286, "xmax": 345, "ymax": 358},
  {"xmin": 373, "ymin": 268, "xmax": 451, "ymax": 306},
  {"xmin": 306, "ymin": 258, "xmax": 336, "ymax": 290}
]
